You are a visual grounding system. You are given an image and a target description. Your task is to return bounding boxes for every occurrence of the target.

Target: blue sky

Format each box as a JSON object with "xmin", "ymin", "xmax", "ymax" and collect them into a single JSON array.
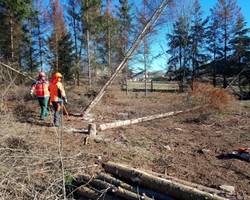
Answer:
[
  {"xmin": 147, "ymin": 0, "xmax": 250, "ymax": 72},
  {"xmin": 44, "ymin": 0, "xmax": 250, "ymax": 72}
]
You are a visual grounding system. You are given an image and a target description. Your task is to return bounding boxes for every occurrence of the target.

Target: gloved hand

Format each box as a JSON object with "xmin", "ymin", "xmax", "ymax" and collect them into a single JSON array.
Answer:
[
  {"xmin": 30, "ymin": 90, "xmax": 34, "ymax": 97},
  {"xmin": 63, "ymin": 97, "xmax": 68, "ymax": 104}
]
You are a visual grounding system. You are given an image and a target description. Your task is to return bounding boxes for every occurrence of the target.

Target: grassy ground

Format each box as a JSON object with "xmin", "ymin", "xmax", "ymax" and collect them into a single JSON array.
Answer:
[{"xmin": 0, "ymin": 83, "xmax": 249, "ymax": 199}]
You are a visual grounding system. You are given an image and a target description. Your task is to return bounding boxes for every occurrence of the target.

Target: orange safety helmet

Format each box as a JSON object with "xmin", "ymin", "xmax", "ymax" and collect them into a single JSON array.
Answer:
[
  {"xmin": 54, "ymin": 72, "xmax": 62, "ymax": 78},
  {"xmin": 38, "ymin": 71, "xmax": 46, "ymax": 78}
]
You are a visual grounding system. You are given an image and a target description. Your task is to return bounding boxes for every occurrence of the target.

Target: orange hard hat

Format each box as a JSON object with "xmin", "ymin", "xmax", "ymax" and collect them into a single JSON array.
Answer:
[
  {"xmin": 54, "ymin": 72, "xmax": 62, "ymax": 78},
  {"xmin": 38, "ymin": 71, "xmax": 46, "ymax": 77}
]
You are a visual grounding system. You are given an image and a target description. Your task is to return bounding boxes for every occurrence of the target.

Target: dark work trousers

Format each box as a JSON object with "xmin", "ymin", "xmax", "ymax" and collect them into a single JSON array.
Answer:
[
  {"xmin": 37, "ymin": 96, "xmax": 49, "ymax": 120},
  {"xmin": 52, "ymin": 101, "xmax": 63, "ymax": 127}
]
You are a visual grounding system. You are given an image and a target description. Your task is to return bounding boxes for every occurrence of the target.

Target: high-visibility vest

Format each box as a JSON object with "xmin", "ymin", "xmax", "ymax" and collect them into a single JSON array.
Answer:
[
  {"xmin": 31, "ymin": 80, "xmax": 50, "ymax": 97},
  {"xmin": 49, "ymin": 81, "xmax": 66, "ymax": 102}
]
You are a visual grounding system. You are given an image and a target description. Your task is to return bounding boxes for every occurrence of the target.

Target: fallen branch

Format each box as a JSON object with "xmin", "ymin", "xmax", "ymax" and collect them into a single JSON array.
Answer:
[
  {"xmin": 99, "ymin": 106, "xmax": 202, "ymax": 131},
  {"xmin": 103, "ymin": 161, "xmax": 228, "ymax": 200}
]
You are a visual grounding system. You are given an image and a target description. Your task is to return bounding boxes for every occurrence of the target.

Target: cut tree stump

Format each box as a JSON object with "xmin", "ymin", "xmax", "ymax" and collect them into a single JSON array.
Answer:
[
  {"xmin": 103, "ymin": 161, "xmax": 228, "ymax": 200},
  {"xmin": 88, "ymin": 123, "xmax": 97, "ymax": 138}
]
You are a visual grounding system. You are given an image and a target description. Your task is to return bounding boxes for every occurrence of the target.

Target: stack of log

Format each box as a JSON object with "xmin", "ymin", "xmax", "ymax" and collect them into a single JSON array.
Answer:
[{"xmin": 71, "ymin": 162, "xmax": 229, "ymax": 200}]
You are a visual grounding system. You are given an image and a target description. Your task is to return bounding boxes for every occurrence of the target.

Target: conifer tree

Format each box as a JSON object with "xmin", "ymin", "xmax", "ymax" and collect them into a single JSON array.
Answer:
[
  {"xmin": 206, "ymin": 7, "xmax": 222, "ymax": 86},
  {"xmin": 189, "ymin": 0, "xmax": 208, "ymax": 82},
  {"xmin": 67, "ymin": 0, "xmax": 83, "ymax": 84},
  {"xmin": 167, "ymin": 15, "xmax": 190, "ymax": 85},
  {"xmin": 58, "ymin": 33, "xmax": 74, "ymax": 80},
  {"xmin": 98, "ymin": 0, "xmax": 120, "ymax": 75},
  {"xmin": 0, "ymin": 0, "xmax": 32, "ymax": 63},
  {"xmin": 81, "ymin": 0, "xmax": 101, "ymax": 85},
  {"xmin": 230, "ymin": 12, "xmax": 250, "ymax": 64},
  {"xmin": 48, "ymin": 0, "xmax": 66, "ymax": 72},
  {"xmin": 212, "ymin": 0, "xmax": 240, "ymax": 88},
  {"xmin": 116, "ymin": 0, "xmax": 132, "ymax": 60}
]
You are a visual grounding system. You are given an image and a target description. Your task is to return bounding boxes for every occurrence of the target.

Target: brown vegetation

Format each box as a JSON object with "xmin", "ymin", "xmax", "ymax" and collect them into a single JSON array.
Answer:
[
  {"xmin": 191, "ymin": 82, "xmax": 236, "ymax": 111},
  {"xmin": 0, "ymin": 83, "xmax": 249, "ymax": 199}
]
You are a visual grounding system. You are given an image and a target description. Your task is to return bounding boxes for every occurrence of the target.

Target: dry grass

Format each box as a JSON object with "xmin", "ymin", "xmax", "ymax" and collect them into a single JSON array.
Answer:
[
  {"xmin": 1, "ymin": 82, "xmax": 249, "ymax": 199},
  {"xmin": 191, "ymin": 82, "xmax": 236, "ymax": 111},
  {"xmin": 0, "ymin": 85, "xmax": 100, "ymax": 199}
]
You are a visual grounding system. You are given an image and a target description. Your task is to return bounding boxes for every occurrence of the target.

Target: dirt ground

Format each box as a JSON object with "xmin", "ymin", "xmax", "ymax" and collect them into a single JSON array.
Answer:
[{"xmin": 0, "ymin": 84, "xmax": 249, "ymax": 200}]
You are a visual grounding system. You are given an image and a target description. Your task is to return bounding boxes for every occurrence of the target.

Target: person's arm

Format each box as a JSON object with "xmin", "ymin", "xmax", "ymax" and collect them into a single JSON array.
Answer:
[
  {"xmin": 30, "ymin": 81, "xmax": 36, "ymax": 96},
  {"xmin": 57, "ymin": 82, "xmax": 67, "ymax": 103}
]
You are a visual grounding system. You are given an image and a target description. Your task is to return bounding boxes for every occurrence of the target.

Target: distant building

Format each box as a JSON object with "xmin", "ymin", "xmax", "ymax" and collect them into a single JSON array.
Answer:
[{"xmin": 129, "ymin": 70, "xmax": 166, "ymax": 82}]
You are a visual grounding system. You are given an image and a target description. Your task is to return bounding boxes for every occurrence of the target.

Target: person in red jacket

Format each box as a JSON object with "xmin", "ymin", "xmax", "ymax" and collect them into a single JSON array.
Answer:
[
  {"xmin": 49, "ymin": 72, "xmax": 67, "ymax": 127},
  {"xmin": 30, "ymin": 72, "xmax": 50, "ymax": 120}
]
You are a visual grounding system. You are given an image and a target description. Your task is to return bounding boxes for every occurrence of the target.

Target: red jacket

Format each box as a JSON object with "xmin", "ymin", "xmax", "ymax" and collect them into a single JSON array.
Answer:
[{"xmin": 31, "ymin": 80, "xmax": 50, "ymax": 97}]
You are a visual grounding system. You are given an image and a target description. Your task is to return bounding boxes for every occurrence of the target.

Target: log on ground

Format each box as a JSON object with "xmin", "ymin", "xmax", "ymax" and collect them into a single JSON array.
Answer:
[
  {"xmin": 98, "ymin": 107, "xmax": 201, "ymax": 131},
  {"xmin": 75, "ymin": 174, "xmax": 154, "ymax": 200},
  {"xmin": 96, "ymin": 172, "xmax": 174, "ymax": 200},
  {"xmin": 75, "ymin": 185, "xmax": 123, "ymax": 200},
  {"xmin": 103, "ymin": 161, "xmax": 228, "ymax": 200}
]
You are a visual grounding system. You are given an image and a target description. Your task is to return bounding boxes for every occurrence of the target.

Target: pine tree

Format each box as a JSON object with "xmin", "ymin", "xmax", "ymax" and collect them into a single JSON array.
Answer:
[
  {"xmin": 212, "ymin": 0, "xmax": 240, "ymax": 88},
  {"xmin": 206, "ymin": 7, "xmax": 222, "ymax": 86},
  {"xmin": 81, "ymin": 0, "xmax": 102, "ymax": 85},
  {"xmin": 0, "ymin": 0, "xmax": 32, "ymax": 63},
  {"xmin": 230, "ymin": 11, "xmax": 250, "ymax": 64},
  {"xmin": 116, "ymin": 0, "xmax": 132, "ymax": 60},
  {"xmin": 48, "ymin": 0, "xmax": 66, "ymax": 72},
  {"xmin": 58, "ymin": 33, "xmax": 74, "ymax": 80},
  {"xmin": 189, "ymin": 0, "xmax": 208, "ymax": 82},
  {"xmin": 167, "ymin": 15, "xmax": 190, "ymax": 87},
  {"xmin": 67, "ymin": 0, "xmax": 83, "ymax": 84},
  {"xmin": 21, "ymin": 13, "xmax": 40, "ymax": 72},
  {"xmin": 98, "ymin": 0, "xmax": 120, "ymax": 75},
  {"xmin": 33, "ymin": 0, "xmax": 50, "ymax": 71}
]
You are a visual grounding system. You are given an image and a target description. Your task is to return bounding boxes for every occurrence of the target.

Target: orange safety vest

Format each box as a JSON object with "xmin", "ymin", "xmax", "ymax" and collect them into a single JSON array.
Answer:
[
  {"xmin": 49, "ymin": 80, "xmax": 66, "ymax": 102},
  {"xmin": 31, "ymin": 80, "xmax": 50, "ymax": 97}
]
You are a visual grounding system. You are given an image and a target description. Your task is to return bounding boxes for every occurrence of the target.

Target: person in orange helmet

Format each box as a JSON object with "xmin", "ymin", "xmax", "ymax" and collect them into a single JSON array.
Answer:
[
  {"xmin": 49, "ymin": 72, "xmax": 67, "ymax": 127},
  {"xmin": 30, "ymin": 71, "xmax": 50, "ymax": 120}
]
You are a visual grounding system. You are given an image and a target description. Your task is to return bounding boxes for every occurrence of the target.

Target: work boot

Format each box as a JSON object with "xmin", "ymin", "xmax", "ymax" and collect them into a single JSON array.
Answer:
[{"xmin": 54, "ymin": 123, "xmax": 60, "ymax": 127}]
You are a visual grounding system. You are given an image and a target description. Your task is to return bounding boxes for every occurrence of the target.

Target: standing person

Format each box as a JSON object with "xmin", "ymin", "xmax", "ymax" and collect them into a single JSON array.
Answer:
[
  {"xmin": 49, "ymin": 72, "xmax": 67, "ymax": 127},
  {"xmin": 30, "ymin": 72, "xmax": 50, "ymax": 120}
]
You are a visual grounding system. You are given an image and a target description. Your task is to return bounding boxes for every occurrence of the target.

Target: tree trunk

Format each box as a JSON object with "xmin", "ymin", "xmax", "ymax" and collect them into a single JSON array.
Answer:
[
  {"xmin": 99, "ymin": 107, "xmax": 201, "ymax": 131},
  {"xmin": 96, "ymin": 173, "xmax": 173, "ymax": 200},
  {"xmin": 10, "ymin": 17, "xmax": 14, "ymax": 60},
  {"xmin": 86, "ymin": 0, "xmax": 91, "ymax": 87},
  {"xmin": 82, "ymin": 0, "xmax": 170, "ymax": 116},
  {"xmin": 37, "ymin": 18, "xmax": 43, "ymax": 71},
  {"xmin": 55, "ymin": 32, "xmax": 59, "ymax": 71},
  {"xmin": 103, "ymin": 162, "xmax": 228, "ymax": 200},
  {"xmin": 75, "ymin": 174, "xmax": 154, "ymax": 200},
  {"xmin": 144, "ymin": 38, "xmax": 148, "ymax": 96},
  {"xmin": 96, "ymin": 172, "xmax": 135, "ymax": 191},
  {"xmin": 107, "ymin": 13, "xmax": 112, "ymax": 74},
  {"xmin": 74, "ymin": 186, "xmax": 119, "ymax": 200}
]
